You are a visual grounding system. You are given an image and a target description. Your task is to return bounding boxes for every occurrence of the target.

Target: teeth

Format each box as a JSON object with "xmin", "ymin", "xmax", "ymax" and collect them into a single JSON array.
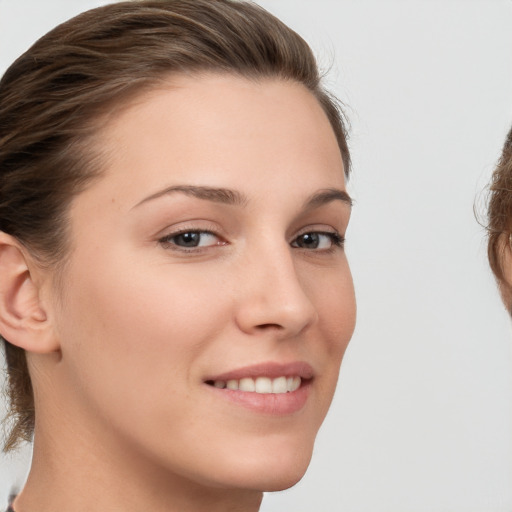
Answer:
[
  {"xmin": 272, "ymin": 376, "xmax": 287, "ymax": 393},
  {"xmin": 239, "ymin": 377, "xmax": 255, "ymax": 392},
  {"xmin": 211, "ymin": 376, "xmax": 302, "ymax": 394},
  {"xmin": 254, "ymin": 377, "xmax": 271, "ymax": 393},
  {"xmin": 226, "ymin": 379, "xmax": 238, "ymax": 390}
]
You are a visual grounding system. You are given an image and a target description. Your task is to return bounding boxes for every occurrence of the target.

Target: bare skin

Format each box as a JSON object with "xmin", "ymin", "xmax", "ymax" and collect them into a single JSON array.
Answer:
[{"xmin": 1, "ymin": 74, "xmax": 355, "ymax": 512}]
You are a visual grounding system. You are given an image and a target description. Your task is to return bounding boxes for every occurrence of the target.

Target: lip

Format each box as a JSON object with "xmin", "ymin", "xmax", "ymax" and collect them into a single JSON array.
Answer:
[
  {"xmin": 204, "ymin": 361, "xmax": 314, "ymax": 415},
  {"xmin": 204, "ymin": 361, "xmax": 314, "ymax": 382}
]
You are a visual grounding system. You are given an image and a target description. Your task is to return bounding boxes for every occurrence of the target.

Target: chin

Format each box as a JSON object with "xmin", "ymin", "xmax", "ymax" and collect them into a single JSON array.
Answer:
[
  {"xmin": 216, "ymin": 439, "xmax": 315, "ymax": 493},
  {"xmin": 257, "ymin": 469, "xmax": 309, "ymax": 492}
]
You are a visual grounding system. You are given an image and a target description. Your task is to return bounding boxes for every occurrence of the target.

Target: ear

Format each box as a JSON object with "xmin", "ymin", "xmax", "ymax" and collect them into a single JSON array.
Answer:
[
  {"xmin": 0, "ymin": 232, "xmax": 59, "ymax": 353},
  {"xmin": 496, "ymin": 234, "xmax": 512, "ymax": 312}
]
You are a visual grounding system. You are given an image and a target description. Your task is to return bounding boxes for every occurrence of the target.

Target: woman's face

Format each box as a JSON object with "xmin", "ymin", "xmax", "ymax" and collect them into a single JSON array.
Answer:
[{"xmin": 49, "ymin": 74, "xmax": 356, "ymax": 492}]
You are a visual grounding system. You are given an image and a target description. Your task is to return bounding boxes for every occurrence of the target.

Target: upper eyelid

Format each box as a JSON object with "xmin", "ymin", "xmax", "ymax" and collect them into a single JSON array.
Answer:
[
  {"xmin": 158, "ymin": 230, "xmax": 224, "ymax": 254},
  {"xmin": 294, "ymin": 226, "xmax": 339, "ymax": 234},
  {"xmin": 291, "ymin": 231, "xmax": 344, "ymax": 243},
  {"xmin": 159, "ymin": 226, "xmax": 340, "ymax": 238},
  {"xmin": 290, "ymin": 224, "xmax": 342, "ymax": 239},
  {"xmin": 158, "ymin": 230, "xmax": 342, "ymax": 254},
  {"xmin": 156, "ymin": 221, "xmax": 224, "ymax": 238},
  {"xmin": 161, "ymin": 227, "xmax": 218, "ymax": 237},
  {"xmin": 154, "ymin": 219, "xmax": 344, "ymax": 243},
  {"xmin": 157, "ymin": 226, "xmax": 342, "ymax": 238},
  {"xmin": 158, "ymin": 228, "xmax": 223, "ymax": 243}
]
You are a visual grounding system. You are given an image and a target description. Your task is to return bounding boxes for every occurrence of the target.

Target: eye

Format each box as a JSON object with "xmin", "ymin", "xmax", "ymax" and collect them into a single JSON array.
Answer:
[
  {"xmin": 159, "ymin": 230, "xmax": 223, "ymax": 249},
  {"xmin": 291, "ymin": 231, "xmax": 344, "ymax": 250}
]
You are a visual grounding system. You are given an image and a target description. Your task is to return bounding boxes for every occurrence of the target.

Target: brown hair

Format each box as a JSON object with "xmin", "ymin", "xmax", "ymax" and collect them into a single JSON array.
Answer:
[
  {"xmin": 0, "ymin": 0, "xmax": 351, "ymax": 451},
  {"xmin": 487, "ymin": 125, "xmax": 512, "ymax": 298}
]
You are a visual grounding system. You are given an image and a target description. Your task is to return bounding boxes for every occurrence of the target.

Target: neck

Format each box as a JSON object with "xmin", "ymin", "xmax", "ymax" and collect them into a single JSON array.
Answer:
[{"xmin": 15, "ymin": 420, "xmax": 263, "ymax": 512}]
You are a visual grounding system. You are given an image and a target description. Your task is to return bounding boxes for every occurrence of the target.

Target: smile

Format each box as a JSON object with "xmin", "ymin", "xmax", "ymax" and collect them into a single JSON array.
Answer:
[
  {"xmin": 208, "ymin": 376, "xmax": 302, "ymax": 394},
  {"xmin": 203, "ymin": 362, "xmax": 313, "ymax": 414}
]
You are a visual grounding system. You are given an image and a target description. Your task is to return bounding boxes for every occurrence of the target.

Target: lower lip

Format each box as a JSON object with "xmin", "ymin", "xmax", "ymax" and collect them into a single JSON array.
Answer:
[{"xmin": 205, "ymin": 380, "xmax": 311, "ymax": 415}]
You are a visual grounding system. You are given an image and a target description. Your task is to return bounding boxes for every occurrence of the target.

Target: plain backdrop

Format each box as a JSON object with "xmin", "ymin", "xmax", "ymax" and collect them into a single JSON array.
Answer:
[{"xmin": 1, "ymin": 1, "xmax": 512, "ymax": 511}]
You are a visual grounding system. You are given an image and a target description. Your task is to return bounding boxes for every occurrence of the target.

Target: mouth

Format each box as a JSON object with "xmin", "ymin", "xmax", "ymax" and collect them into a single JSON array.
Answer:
[
  {"xmin": 203, "ymin": 362, "xmax": 313, "ymax": 414},
  {"xmin": 205, "ymin": 376, "xmax": 302, "ymax": 394}
]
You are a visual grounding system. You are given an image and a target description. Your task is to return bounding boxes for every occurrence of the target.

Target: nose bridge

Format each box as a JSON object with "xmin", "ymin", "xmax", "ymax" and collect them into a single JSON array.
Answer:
[{"xmin": 235, "ymin": 237, "xmax": 318, "ymax": 336}]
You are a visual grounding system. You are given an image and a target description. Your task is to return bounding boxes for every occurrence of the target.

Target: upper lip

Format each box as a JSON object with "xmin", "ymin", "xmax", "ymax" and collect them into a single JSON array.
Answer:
[{"xmin": 204, "ymin": 361, "xmax": 314, "ymax": 382}]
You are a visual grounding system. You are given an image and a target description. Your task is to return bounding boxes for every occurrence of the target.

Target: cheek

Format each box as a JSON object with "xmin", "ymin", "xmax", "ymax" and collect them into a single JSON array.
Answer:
[
  {"xmin": 55, "ymin": 254, "xmax": 229, "ymax": 402},
  {"xmin": 52, "ymin": 255, "xmax": 238, "ymax": 468},
  {"xmin": 303, "ymin": 261, "xmax": 355, "ymax": 407},
  {"xmin": 310, "ymin": 261, "xmax": 356, "ymax": 356}
]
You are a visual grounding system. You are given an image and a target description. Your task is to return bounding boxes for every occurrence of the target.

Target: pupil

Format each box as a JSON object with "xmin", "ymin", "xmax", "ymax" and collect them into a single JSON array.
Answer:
[
  {"xmin": 177, "ymin": 232, "xmax": 200, "ymax": 247},
  {"xmin": 300, "ymin": 233, "xmax": 319, "ymax": 248}
]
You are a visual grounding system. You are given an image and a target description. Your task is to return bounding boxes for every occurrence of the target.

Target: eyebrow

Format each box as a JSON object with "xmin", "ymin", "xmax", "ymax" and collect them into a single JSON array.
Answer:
[
  {"xmin": 133, "ymin": 185, "xmax": 247, "ymax": 209},
  {"xmin": 133, "ymin": 185, "xmax": 352, "ymax": 210},
  {"xmin": 303, "ymin": 188, "xmax": 353, "ymax": 209}
]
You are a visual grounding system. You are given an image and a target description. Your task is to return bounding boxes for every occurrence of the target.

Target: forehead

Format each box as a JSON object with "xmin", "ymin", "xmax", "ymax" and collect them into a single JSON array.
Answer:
[{"xmin": 82, "ymin": 73, "xmax": 346, "ymax": 208}]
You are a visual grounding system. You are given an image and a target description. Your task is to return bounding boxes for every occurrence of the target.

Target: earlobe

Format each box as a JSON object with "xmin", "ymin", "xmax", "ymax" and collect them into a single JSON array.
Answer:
[{"xmin": 0, "ymin": 232, "xmax": 59, "ymax": 353}]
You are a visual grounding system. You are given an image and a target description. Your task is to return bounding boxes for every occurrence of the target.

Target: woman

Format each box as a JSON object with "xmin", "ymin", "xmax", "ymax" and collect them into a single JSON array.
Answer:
[
  {"xmin": 0, "ymin": 1, "xmax": 356, "ymax": 510},
  {"xmin": 488, "ymin": 126, "xmax": 512, "ymax": 306}
]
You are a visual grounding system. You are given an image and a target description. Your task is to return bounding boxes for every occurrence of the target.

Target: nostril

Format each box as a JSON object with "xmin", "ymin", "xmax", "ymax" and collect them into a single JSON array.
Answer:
[{"xmin": 255, "ymin": 323, "xmax": 284, "ymax": 330}]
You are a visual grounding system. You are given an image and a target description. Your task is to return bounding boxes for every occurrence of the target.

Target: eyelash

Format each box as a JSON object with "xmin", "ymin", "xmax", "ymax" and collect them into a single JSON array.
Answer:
[
  {"xmin": 158, "ymin": 229, "xmax": 345, "ymax": 253},
  {"xmin": 158, "ymin": 229, "xmax": 225, "ymax": 252},
  {"xmin": 292, "ymin": 231, "xmax": 345, "ymax": 251}
]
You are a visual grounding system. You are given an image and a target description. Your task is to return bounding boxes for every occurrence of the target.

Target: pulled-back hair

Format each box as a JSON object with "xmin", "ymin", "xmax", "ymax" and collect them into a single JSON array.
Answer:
[
  {"xmin": 488, "ymin": 126, "xmax": 512, "ymax": 296},
  {"xmin": 0, "ymin": 0, "xmax": 350, "ymax": 451}
]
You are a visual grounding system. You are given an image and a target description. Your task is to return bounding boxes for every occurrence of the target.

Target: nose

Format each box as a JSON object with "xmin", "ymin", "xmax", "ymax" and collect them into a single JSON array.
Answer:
[{"xmin": 234, "ymin": 245, "xmax": 318, "ymax": 338}]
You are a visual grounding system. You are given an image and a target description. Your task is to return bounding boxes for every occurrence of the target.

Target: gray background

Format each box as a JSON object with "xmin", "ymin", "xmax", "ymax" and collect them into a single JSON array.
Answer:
[{"xmin": 1, "ymin": 1, "xmax": 512, "ymax": 510}]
